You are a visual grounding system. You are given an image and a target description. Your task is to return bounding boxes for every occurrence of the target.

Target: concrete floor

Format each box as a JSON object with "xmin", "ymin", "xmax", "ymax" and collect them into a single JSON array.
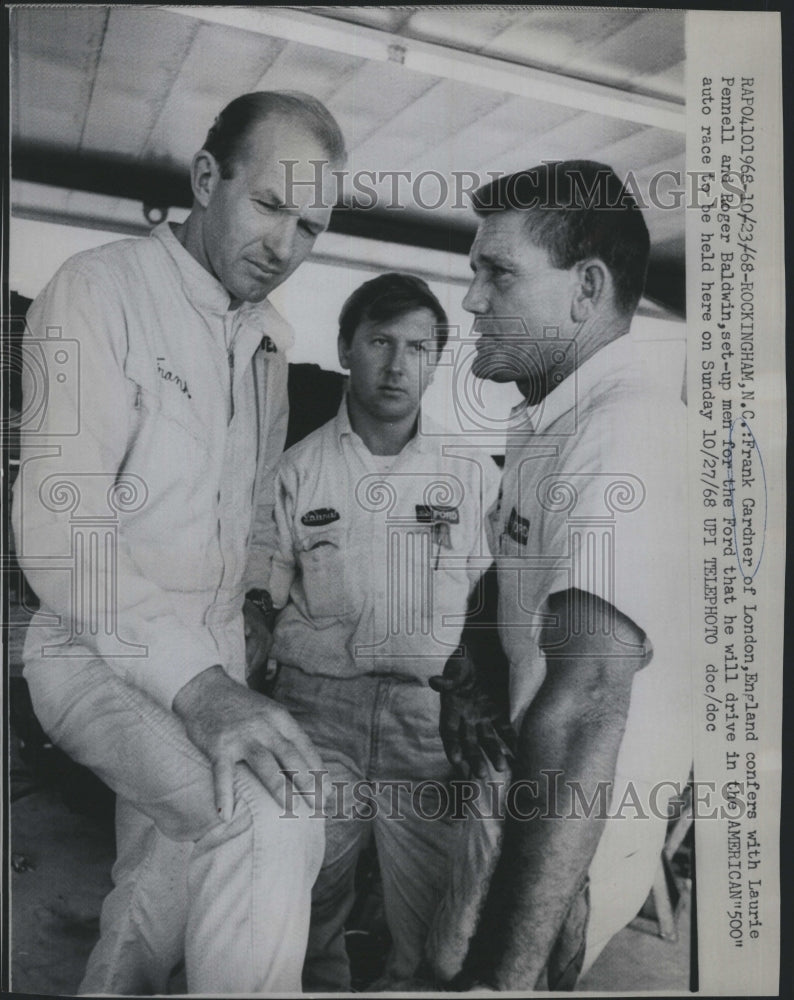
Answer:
[
  {"xmin": 578, "ymin": 895, "xmax": 691, "ymax": 993},
  {"xmin": 8, "ymin": 604, "xmax": 692, "ymax": 995},
  {"xmin": 11, "ymin": 788, "xmax": 115, "ymax": 994}
]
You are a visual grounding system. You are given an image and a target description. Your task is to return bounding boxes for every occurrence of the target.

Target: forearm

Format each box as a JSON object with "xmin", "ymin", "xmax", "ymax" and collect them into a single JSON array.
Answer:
[
  {"xmin": 14, "ymin": 482, "xmax": 223, "ymax": 707},
  {"xmin": 473, "ymin": 707, "xmax": 628, "ymax": 989},
  {"xmin": 461, "ymin": 587, "xmax": 645, "ymax": 990}
]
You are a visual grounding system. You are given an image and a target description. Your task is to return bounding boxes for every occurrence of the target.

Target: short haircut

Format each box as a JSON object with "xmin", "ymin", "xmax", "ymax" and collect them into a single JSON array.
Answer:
[
  {"xmin": 203, "ymin": 91, "xmax": 347, "ymax": 178},
  {"xmin": 472, "ymin": 160, "xmax": 650, "ymax": 315},
  {"xmin": 338, "ymin": 273, "xmax": 449, "ymax": 351}
]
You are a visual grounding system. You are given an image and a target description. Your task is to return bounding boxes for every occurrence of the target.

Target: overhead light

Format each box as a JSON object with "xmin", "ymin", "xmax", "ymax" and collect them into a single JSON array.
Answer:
[{"xmin": 165, "ymin": 7, "xmax": 685, "ymax": 133}]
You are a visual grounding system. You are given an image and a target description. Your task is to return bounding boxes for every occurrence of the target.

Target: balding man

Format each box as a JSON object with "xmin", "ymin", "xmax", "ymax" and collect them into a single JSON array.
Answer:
[{"xmin": 12, "ymin": 92, "xmax": 345, "ymax": 994}]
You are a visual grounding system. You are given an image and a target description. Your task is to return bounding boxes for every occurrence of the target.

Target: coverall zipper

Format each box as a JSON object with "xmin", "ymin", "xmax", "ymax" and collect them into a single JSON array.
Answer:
[{"xmin": 227, "ymin": 348, "xmax": 235, "ymax": 422}]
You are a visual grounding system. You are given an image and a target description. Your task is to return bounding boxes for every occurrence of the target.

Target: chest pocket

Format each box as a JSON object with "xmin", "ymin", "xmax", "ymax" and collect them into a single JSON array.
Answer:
[
  {"xmin": 121, "ymin": 376, "xmax": 213, "ymax": 506},
  {"xmin": 297, "ymin": 529, "xmax": 356, "ymax": 621},
  {"xmin": 126, "ymin": 347, "xmax": 209, "ymax": 440}
]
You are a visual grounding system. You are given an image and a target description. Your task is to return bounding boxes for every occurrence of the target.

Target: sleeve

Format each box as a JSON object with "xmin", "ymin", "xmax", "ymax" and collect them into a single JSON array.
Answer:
[
  {"xmin": 244, "ymin": 349, "xmax": 289, "ymax": 592},
  {"xmin": 11, "ymin": 263, "xmax": 225, "ymax": 710},
  {"xmin": 533, "ymin": 395, "xmax": 688, "ymax": 646},
  {"xmin": 267, "ymin": 455, "xmax": 300, "ymax": 611}
]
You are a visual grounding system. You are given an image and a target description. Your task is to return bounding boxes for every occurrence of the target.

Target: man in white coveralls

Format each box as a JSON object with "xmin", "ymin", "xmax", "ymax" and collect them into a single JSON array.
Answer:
[
  {"xmin": 12, "ymin": 91, "xmax": 345, "ymax": 994},
  {"xmin": 267, "ymin": 272, "xmax": 502, "ymax": 990},
  {"xmin": 428, "ymin": 160, "xmax": 692, "ymax": 990}
]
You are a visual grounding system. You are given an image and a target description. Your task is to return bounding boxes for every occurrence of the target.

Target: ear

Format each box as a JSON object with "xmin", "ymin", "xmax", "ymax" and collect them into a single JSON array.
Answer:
[
  {"xmin": 571, "ymin": 259, "xmax": 609, "ymax": 323},
  {"xmin": 190, "ymin": 150, "xmax": 222, "ymax": 209},
  {"xmin": 337, "ymin": 334, "xmax": 351, "ymax": 371}
]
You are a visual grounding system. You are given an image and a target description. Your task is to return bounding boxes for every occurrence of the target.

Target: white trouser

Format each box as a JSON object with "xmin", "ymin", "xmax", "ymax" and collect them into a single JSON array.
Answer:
[{"xmin": 25, "ymin": 653, "xmax": 325, "ymax": 995}]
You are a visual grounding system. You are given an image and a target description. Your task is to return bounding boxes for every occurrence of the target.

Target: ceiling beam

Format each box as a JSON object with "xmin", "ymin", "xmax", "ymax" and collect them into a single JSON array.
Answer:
[
  {"xmin": 12, "ymin": 146, "xmax": 191, "ymax": 209},
  {"xmin": 10, "ymin": 144, "xmax": 474, "ymax": 252},
  {"xmin": 11, "ymin": 148, "xmax": 684, "ymax": 316},
  {"xmin": 164, "ymin": 6, "xmax": 685, "ymax": 133}
]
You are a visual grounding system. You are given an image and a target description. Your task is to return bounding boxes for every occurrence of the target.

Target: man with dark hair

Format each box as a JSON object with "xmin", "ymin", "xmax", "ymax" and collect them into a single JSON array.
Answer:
[
  {"xmin": 428, "ymin": 160, "xmax": 691, "ymax": 989},
  {"xmin": 337, "ymin": 271, "xmax": 450, "ymax": 347},
  {"xmin": 267, "ymin": 272, "xmax": 501, "ymax": 990},
  {"xmin": 12, "ymin": 91, "xmax": 344, "ymax": 994},
  {"xmin": 471, "ymin": 160, "xmax": 650, "ymax": 315}
]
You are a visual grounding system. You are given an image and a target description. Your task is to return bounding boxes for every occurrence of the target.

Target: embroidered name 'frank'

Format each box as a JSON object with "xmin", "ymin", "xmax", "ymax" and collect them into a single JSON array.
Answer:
[{"xmin": 156, "ymin": 357, "xmax": 192, "ymax": 398}]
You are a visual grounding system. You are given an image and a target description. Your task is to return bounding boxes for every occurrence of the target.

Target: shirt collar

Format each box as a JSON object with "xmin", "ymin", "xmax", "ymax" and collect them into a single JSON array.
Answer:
[
  {"xmin": 151, "ymin": 222, "xmax": 295, "ymax": 355},
  {"xmin": 334, "ymin": 396, "xmax": 355, "ymax": 442},
  {"xmin": 334, "ymin": 394, "xmax": 431, "ymax": 454},
  {"xmin": 152, "ymin": 222, "xmax": 232, "ymax": 314},
  {"xmin": 508, "ymin": 334, "xmax": 651, "ymax": 436}
]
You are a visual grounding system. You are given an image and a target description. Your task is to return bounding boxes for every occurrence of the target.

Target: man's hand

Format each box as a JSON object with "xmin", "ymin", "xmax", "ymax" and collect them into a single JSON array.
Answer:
[
  {"xmin": 243, "ymin": 597, "xmax": 274, "ymax": 692},
  {"xmin": 173, "ymin": 665, "xmax": 323, "ymax": 820},
  {"xmin": 429, "ymin": 654, "xmax": 515, "ymax": 779}
]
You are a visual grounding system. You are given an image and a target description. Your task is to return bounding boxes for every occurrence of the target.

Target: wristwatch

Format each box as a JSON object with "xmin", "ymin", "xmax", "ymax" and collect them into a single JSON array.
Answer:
[{"xmin": 245, "ymin": 588, "xmax": 276, "ymax": 631}]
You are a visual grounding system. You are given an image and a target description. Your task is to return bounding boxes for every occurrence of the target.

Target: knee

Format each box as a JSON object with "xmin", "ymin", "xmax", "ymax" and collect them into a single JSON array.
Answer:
[{"xmin": 235, "ymin": 770, "xmax": 326, "ymax": 877}]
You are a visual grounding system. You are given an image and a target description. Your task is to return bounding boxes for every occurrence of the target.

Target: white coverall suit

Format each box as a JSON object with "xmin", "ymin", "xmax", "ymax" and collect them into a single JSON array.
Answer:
[{"xmin": 12, "ymin": 223, "xmax": 323, "ymax": 994}]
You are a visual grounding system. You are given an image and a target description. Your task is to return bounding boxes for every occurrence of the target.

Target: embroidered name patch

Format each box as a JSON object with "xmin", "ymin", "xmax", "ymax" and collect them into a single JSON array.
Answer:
[
  {"xmin": 507, "ymin": 507, "xmax": 529, "ymax": 545},
  {"xmin": 415, "ymin": 505, "xmax": 460, "ymax": 525},
  {"xmin": 156, "ymin": 357, "xmax": 192, "ymax": 398},
  {"xmin": 301, "ymin": 507, "xmax": 340, "ymax": 527}
]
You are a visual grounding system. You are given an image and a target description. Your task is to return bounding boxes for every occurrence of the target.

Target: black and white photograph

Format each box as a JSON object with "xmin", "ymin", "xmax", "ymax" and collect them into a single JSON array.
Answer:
[{"xmin": 4, "ymin": 5, "xmax": 784, "ymax": 997}]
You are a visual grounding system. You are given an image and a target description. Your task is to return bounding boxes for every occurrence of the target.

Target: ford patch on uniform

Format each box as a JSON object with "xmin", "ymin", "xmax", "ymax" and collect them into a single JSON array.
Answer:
[
  {"xmin": 415, "ymin": 505, "xmax": 460, "ymax": 524},
  {"xmin": 301, "ymin": 507, "xmax": 340, "ymax": 527}
]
